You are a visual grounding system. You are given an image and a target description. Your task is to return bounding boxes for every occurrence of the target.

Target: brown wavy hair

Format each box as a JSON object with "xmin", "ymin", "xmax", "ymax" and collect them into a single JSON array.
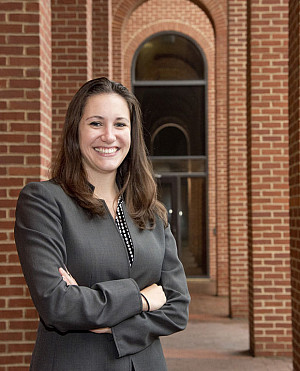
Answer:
[{"xmin": 51, "ymin": 77, "xmax": 167, "ymax": 229}]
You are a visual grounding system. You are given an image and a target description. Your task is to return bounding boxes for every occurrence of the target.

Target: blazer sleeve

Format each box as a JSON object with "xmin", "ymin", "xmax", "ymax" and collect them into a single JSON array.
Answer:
[
  {"xmin": 14, "ymin": 182, "xmax": 143, "ymax": 333},
  {"xmin": 112, "ymin": 224, "xmax": 191, "ymax": 358}
]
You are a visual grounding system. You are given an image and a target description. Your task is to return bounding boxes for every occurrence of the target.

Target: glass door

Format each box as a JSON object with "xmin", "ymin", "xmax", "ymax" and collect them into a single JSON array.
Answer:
[
  {"xmin": 157, "ymin": 176, "xmax": 181, "ymax": 254},
  {"xmin": 157, "ymin": 175, "xmax": 207, "ymax": 277}
]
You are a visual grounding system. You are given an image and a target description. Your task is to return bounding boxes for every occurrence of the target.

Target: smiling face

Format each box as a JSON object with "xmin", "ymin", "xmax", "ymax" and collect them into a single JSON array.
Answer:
[{"xmin": 78, "ymin": 93, "xmax": 131, "ymax": 181}]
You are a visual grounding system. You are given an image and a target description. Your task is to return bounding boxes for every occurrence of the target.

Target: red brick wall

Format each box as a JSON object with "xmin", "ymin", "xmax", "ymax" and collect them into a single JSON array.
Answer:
[
  {"xmin": 247, "ymin": 0, "xmax": 292, "ymax": 357},
  {"xmin": 51, "ymin": 0, "xmax": 93, "ymax": 153},
  {"xmin": 227, "ymin": 0, "xmax": 248, "ymax": 317},
  {"xmin": 288, "ymin": 0, "xmax": 300, "ymax": 368},
  {"xmin": 92, "ymin": 0, "xmax": 112, "ymax": 78},
  {"xmin": 0, "ymin": 1, "xmax": 52, "ymax": 369}
]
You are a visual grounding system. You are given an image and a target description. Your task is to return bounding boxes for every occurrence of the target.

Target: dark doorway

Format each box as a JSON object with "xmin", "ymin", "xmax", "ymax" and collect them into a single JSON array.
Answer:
[
  {"xmin": 157, "ymin": 175, "xmax": 207, "ymax": 276},
  {"xmin": 132, "ymin": 32, "xmax": 208, "ymax": 277}
]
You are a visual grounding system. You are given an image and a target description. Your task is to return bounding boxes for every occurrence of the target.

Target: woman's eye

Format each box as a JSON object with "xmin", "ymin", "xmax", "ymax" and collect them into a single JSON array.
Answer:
[
  {"xmin": 89, "ymin": 121, "xmax": 102, "ymax": 127},
  {"xmin": 115, "ymin": 122, "xmax": 126, "ymax": 127}
]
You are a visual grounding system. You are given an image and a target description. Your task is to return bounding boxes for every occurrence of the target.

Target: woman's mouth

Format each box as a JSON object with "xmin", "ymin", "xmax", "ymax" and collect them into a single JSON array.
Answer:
[{"xmin": 94, "ymin": 147, "xmax": 119, "ymax": 154}]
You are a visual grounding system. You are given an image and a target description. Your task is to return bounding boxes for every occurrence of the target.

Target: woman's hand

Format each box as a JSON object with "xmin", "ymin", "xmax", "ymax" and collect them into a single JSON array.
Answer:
[
  {"xmin": 141, "ymin": 283, "xmax": 166, "ymax": 312},
  {"xmin": 90, "ymin": 327, "xmax": 112, "ymax": 334},
  {"xmin": 59, "ymin": 267, "xmax": 78, "ymax": 286},
  {"xmin": 58, "ymin": 267, "xmax": 111, "ymax": 334}
]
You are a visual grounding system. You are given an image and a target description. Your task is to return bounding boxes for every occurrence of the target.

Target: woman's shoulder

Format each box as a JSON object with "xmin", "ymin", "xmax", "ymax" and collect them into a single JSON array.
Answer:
[
  {"xmin": 20, "ymin": 179, "xmax": 61, "ymax": 194},
  {"xmin": 17, "ymin": 180, "xmax": 86, "ymax": 218},
  {"xmin": 19, "ymin": 179, "xmax": 70, "ymax": 203}
]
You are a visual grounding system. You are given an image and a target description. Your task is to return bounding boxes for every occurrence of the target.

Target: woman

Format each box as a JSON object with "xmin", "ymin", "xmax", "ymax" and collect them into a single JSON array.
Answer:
[{"xmin": 14, "ymin": 77, "xmax": 190, "ymax": 371}]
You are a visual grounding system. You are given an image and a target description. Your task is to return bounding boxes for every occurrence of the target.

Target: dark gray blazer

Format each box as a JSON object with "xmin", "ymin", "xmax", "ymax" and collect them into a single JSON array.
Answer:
[{"xmin": 14, "ymin": 180, "xmax": 190, "ymax": 371}]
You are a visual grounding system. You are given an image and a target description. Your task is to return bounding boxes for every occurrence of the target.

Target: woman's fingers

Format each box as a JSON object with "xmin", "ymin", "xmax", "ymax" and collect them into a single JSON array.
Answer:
[
  {"xmin": 58, "ymin": 268, "xmax": 111, "ymax": 334},
  {"xmin": 59, "ymin": 267, "xmax": 78, "ymax": 286},
  {"xmin": 89, "ymin": 327, "xmax": 112, "ymax": 334}
]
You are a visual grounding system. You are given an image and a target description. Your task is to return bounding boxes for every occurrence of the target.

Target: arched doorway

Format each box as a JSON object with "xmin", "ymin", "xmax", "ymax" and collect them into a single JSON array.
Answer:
[{"xmin": 132, "ymin": 32, "xmax": 208, "ymax": 277}]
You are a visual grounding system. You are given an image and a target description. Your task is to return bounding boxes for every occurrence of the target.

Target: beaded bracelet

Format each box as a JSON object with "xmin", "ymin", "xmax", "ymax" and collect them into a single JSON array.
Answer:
[{"xmin": 140, "ymin": 293, "xmax": 150, "ymax": 312}]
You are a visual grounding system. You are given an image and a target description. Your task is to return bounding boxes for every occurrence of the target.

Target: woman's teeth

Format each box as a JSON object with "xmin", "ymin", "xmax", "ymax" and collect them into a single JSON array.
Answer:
[{"xmin": 94, "ymin": 147, "xmax": 117, "ymax": 154}]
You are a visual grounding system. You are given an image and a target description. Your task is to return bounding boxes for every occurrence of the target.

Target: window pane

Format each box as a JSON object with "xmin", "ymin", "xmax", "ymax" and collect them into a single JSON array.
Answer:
[
  {"xmin": 153, "ymin": 127, "xmax": 188, "ymax": 156},
  {"xmin": 135, "ymin": 85, "xmax": 206, "ymax": 155},
  {"xmin": 135, "ymin": 34, "xmax": 205, "ymax": 80}
]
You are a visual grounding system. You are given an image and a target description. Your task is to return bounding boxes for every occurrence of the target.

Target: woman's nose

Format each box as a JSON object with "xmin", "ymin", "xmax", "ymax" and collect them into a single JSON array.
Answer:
[{"xmin": 101, "ymin": 126, "xmax": 116, "ymax": 143}]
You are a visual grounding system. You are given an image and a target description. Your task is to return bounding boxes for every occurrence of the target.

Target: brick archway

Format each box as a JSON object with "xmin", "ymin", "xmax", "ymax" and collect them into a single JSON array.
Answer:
[
  {"xmin": 123, "ymin": 22, "xmax": 217, "ymax": 281},
  {"xmin": 112, "ymin": 0, "xmax": 229, "ymax": 296}
]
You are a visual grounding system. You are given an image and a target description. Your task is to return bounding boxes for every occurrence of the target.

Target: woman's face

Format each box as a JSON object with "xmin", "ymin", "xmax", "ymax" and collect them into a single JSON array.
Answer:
[{"xmin": 79, "ymin": 93, "xmax": 131, "ymax": 180}]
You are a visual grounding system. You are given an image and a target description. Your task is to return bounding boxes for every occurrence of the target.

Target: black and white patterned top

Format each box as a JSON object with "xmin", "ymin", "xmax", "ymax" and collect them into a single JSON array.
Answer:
[{"xmin": 115, "ymin": 197, "xmax": 134, "ymax": 266}]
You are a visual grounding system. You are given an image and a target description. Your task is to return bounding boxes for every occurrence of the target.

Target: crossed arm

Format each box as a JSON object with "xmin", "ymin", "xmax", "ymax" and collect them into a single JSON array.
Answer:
[{"xmin": 58, "ymin": 267, "xmax": 167, "ymax": 334}]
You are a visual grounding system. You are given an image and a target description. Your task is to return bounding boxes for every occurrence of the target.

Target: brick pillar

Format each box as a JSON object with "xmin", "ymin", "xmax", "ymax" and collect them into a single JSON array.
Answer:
[
  {"xmin": 228, "ymin": 0, "xmax": 248, "ymax": 317},
  {"xmin": 215, "ymin": 4, "xmax": 229, "ymax": 297},
  {"xmin": 288, "ymin": 0, "xmax": 300, "ymax": 368},
  {"xmin": 247, "ymin": 0, "xmax": 292, "ymax": 356},
  {"xmin": 0, "ymin": 0, "xmax": 52, "ymax": 369},
  {"xmin": 51, "ymin": 0, "xmax": 93, "ymax": 153},
  {"xmin": 92, "ymin": 0, "xmax": 112, "ymax": 79}
]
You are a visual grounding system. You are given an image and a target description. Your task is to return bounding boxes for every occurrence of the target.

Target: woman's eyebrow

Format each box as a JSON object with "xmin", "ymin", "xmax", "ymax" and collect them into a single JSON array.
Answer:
[
  {"xmin": 116, "ymin": 116, "xmax": 130, "ymax": 123},
  {"xmin": 85, "ymin": 115, "xmax": 104, "ymax": 121},
  {"xmin": 85, "ymin": 115, "xmax": 130, "ymax": 123}
]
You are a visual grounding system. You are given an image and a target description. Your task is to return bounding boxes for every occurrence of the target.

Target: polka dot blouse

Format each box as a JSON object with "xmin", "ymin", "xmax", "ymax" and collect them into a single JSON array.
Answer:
[{"xmin": 115, "ymin": 197, "xmax": 134, "ymax": 266}]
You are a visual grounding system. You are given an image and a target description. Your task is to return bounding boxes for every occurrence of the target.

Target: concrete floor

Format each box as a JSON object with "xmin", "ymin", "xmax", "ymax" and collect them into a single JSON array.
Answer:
[{"xmin": 161, "ymin": 280, "xmax": 293, "ymax": 371}]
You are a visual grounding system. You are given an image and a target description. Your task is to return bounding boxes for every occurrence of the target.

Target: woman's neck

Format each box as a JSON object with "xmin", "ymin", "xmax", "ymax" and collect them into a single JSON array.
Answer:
[
  {"xmin": 87, "ymin": 172, "xmax": 119, "ymax": 218},
  {"xmin": 87, "ymin": 171, "xmax": 117, "ymax": 197},
  {"xmin": 94, "ymin": 182, "xmax": 118, "ymax": 202}
]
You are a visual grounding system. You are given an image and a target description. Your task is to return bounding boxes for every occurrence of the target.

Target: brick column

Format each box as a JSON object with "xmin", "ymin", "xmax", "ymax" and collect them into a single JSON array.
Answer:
[
  {"xmin": 228, "ymin": 0, "xmax": 248, "ymax": 317},
  {"xmin": 288, "ymin": 0, "xmax": 300, "ymax": 368},
  {"xmin": 215, "ymin": 3, "xmax": 229, "ymax": 297},
  {"xmin": 51, "ymin": 0, "xmax": 93, "ymax": 153},
  {"xmin": 0, "ymin": 1, "xmax": 52, "ymax": 369},
  {"xmin": 247, "ymin": 0, "xmax": 292, "ymax": 356},
  {"xmin": 92, "ymin": 0, "xmax": 112, "ymax": 78}
]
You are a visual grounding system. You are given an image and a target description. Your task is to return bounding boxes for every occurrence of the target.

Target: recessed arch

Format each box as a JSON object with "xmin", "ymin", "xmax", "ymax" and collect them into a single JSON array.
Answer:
[
  {"xmin": 132, "ymin": 31, "xmax": 208, "ymax": 82},
  {"xmin": 151, "ymin": 123, "xmax": 191, "ymax": 156},
  {"xmin": 132, "ymin": 31, "xmax": 207, "ymax": 157}
]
